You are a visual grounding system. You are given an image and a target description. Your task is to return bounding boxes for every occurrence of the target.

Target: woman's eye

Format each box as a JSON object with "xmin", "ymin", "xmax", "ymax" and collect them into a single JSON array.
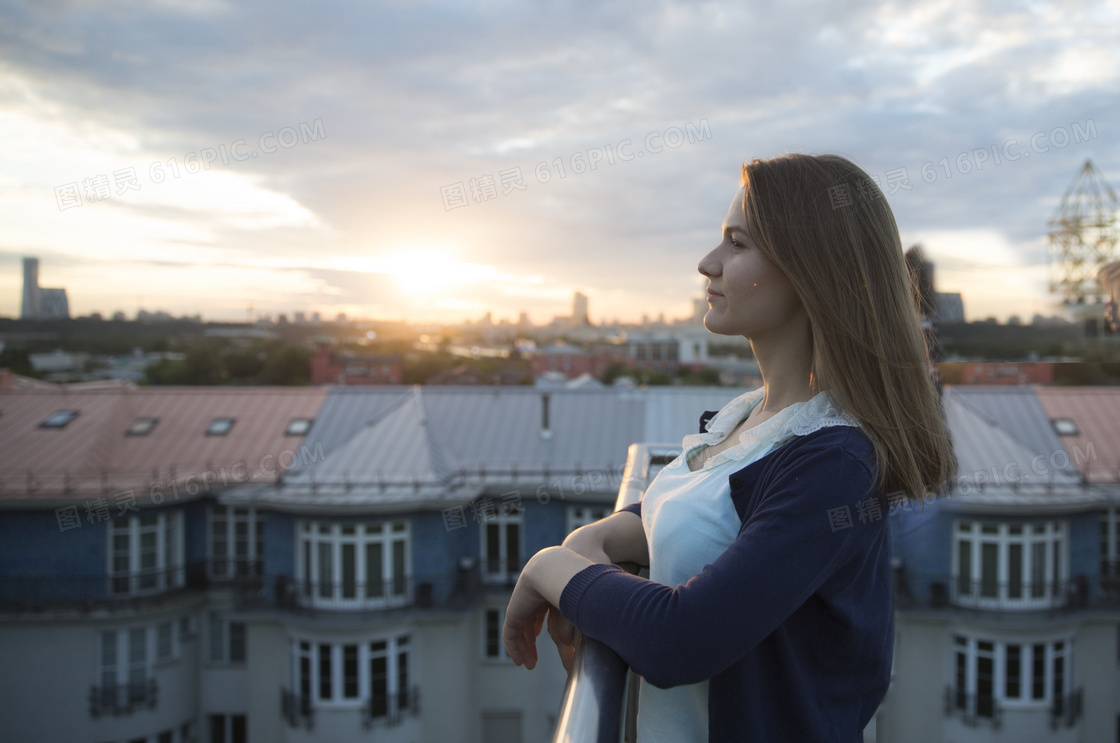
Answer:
[{"xmin": 729, "ymin": 239, "xmax": 745, "ymax": 249}]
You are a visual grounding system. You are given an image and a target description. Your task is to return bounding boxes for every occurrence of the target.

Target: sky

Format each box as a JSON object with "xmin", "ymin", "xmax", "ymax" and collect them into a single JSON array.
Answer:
[{"xmin": 0, "ymin": 0, "xmax": 1117, "ymax": 326}]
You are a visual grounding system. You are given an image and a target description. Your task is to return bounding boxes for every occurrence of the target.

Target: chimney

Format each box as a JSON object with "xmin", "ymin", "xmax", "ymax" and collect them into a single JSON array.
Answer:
[{"xmin": 540, "ymin": 393, "xmax": 552, "ymax": 440}]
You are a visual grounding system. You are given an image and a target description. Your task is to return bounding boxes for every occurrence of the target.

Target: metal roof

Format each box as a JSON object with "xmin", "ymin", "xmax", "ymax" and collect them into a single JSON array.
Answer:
[
  {"xmin": 641, "ymin": 387, "xmax": 755, "ymax": 442},
  {"xmin": 232, "ymin": 386, "xmax": 741, "ymax": 507},
  {"xmin": 1036, "ymin": 386, "xmax": 1120, "ymax": 483},
  {"xmin": 0, "ymin": 385, "xmax": 327, "ymax": 504},
  {"xmin": 941, "ymin": 386, "xmax": 1082, "ymax": 490}
]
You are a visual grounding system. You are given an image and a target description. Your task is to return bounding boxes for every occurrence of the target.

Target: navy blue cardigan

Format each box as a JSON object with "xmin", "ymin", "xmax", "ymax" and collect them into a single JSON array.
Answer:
[{"xmin": 558, "ymin": 422, "xmax": 893, "ymax": 742}]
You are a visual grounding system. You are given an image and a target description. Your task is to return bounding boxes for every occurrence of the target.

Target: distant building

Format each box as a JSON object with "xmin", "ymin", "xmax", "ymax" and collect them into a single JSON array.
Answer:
[
  {"xmin": 939, "ymin": 361, "xmax": 1057, "ymax": 386},
  {"xmin": 20, "ymin": 257, "xmax": 69, "ymax": 319},
  {"xmin": 935, "ymin": 293, "xmax": 965, "ymax": 324},
  {"xmin": 1101, "ymin": 260, "xmax": 1120, "ymax": 332},
  {"xmin": 529, "ymin": 343, "xmax": 603, "ymax": 380},
  {"xmin": 310, "ymin": 345, "xmax": 402, "ymax": 385},
  {"xmin": 28, "ymin": 349, "xmax": 89, "ymax": 373},
  {"xmin": 572, "ymin": 292, "xmax": 590, "ymax": 325},
  {"xmin": 20, "ymin": 257, "xmax": 39, "ymax": 319}
]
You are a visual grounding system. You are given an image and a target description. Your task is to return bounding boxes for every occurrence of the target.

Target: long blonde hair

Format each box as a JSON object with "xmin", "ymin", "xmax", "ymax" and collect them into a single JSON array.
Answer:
[{"xmin": 741, "ymin": 153, "xmax": 956, "ymax": 504}]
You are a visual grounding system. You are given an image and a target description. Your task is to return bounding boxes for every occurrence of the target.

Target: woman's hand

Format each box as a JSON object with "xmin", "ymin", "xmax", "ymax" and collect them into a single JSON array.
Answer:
[
  {"xmin": 547, "ymin": 606, "xmax": 579, "ymax": 673},
  {"xmin": 502, "ymin": 566, "xmax": 551, "ymax": 669},
  {"xmin": 502, "ymin": 546, "xmax": 595, "ymax": 669}
]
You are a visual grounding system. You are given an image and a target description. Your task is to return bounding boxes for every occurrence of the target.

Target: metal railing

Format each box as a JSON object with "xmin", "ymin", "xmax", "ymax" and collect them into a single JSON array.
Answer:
[
  {"xmin": 248, "ymin": 565, "xmax": 481, "ymax": 614},
  {"xmin": 894, "ymin": 571, "xmax": 1116, "ymax": 613},
  {"xmin": 362, "ymin": 687, "xmax": 421, "ymax": 729},
  {"xmin": 1, "ymin": 563, "xmax": 206, "ymax": 611},
  {"xmin": 943, "ymin": 686, "xmax": 1002, "ymax": 728},
  {"xmin": 280, "ymin": 688, "xmax": 314, "ymax": 730},
  {"xmin": 551, "ymin": 443, "xmax": 680, "ymax": 743},
  {"xmin": 1050, "ymin": 688, "xmax": 1083, "ymax": 730},
  {"xmin": 89, "ymin": 679, "xmax": 158, "ymax": 717}
]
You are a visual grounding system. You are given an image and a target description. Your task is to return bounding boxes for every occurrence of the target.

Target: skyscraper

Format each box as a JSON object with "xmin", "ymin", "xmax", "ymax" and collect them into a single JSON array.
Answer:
[
  {"xmin": 21, "ymin": 257, "xmax": 70, "ymax": 319},
  {"xmin": 572, "ymin": 291, "xmax": 589, "ymax": 325},
  {"xmin": 20, "ymin": 257, "xmax": 39, "ymax": 319}
]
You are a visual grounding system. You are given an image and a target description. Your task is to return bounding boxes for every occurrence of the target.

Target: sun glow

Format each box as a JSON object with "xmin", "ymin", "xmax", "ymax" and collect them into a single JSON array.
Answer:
[{"xmin": 329, "ymin": 249, "xmax": 502, "ymax": 299}]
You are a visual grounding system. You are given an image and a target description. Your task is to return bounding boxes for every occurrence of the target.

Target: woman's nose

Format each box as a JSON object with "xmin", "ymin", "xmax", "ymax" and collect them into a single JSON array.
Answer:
[{"xmin": 698, "ymin": 248, "xmax": 720, "ymax": 277}]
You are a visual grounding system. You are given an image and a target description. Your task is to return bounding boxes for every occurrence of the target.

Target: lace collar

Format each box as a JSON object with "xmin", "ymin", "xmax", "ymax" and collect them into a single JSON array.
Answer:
[{"xmin": 681, "ymin": 387, "xmax": 861, "ymax": 470}]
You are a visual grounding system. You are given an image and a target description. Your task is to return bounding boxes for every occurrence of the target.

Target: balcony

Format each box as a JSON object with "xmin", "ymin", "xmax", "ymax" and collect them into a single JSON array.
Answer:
[
  {"xmin": 0, "ymin": 563, "xmax": 205, "ymax": 612},
  {"xmin": 280, "ymin": 688, "xmax": 314, "ymax": 730},
  {"xmin": 1050, "ymin": 688, "xmax": 1083, "ymax": 730},
  {"xmin": 242, "ymin": 564, "xmax": 482, "ymax": 615},
  {"xmin": 943, "ymin": 685, "xmax": 1002, "ymax": 728},
  {"xmin": 362, "ymin": 686, "xmax": 421, "ymax": 729},
  {"xmin": 89, "ymin": 679, "xmax": 158, "ymax": 717},
  {"xmin": 208, "ymin": 558, "xmax": 265, "ymax": 582},
  {"xmin": 278, "ymin": 686, "xmax": 421, "ymax": 731},
  {"xmin": 894, "ymin": 571, "xmax": 1118, "ymax": 613}
]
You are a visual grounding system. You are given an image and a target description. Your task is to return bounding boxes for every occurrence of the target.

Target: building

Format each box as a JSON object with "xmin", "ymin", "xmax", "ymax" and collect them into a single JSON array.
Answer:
[
  {"xmin": 1101, "ymin": 260, "xmax": 1120, "ymax": 332},
  {"xmin": 528, "ymin": 343, "xmax": 603, "ymax": 380},
  {"xmin": 572, "ymin": 293, "xmax": 589, "ymax": 326},
  {"xmin": 936, "ymin": 293, "xmax": 966, "ymax": 325},
  {"xmin": 0, "ymin": 383, "xmax": 752, "ymax": 743},
  {"xmin": 310, "ymin": 345, "xmax": 402, "ymax": 386},
  {"xmin": 880, "ymin": 385, "xmax": 1120, "ymax": 743},
  {"xmin": 21, "ymin": 257, "xmax": 70, "ymax": 320}
]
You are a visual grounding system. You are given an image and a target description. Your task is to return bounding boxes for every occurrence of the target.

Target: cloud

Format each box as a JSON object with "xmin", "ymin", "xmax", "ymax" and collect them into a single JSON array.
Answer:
[{"xmin": 0, "ymin": 0, "xmax": 1116, "ymax": 322}]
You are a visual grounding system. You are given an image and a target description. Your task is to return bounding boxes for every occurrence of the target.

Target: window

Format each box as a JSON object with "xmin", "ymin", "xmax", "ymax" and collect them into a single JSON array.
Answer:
[
  {"xmin": 953, "ymin": 520, "xmax": 1067, "ymax": 609},
  {"xmin": 296, "ymin": 521, "xmax": 410, "ymax": 608},
  {"xmin": 290, "ymin": 635, "xmax": 414, "ymax": 718},
  {"xmin": 1100, "ymin": 509, "xmax": 1120, "ymax": 597},
  {"xmin": 484, "ymin": 608, "xmax": 508, "ymax": 661},
  {"xmin": 207, "ymin": 612, "xmax": 246, "ymax": 664},
  {"xmin": 41, "ymin": 409, "xmax": 79, "ymax": 428},
  {"xmin": 951, "ymin": 633, "xmax": 1075, "ymax": 724},
  {"xmin": 179, "ymin": 614, "xmax": 194, "ymax": 639},
  {"xmin": 205, "ymin": 418, "xmax": 235, "ymax": 436},
  {"xmin": 1051, "ymin": 418, "xmax": 1079, "ymax": 436},
  {"xmin": 284, "ymin": 418, "xmax": 313, "ymax": 436},
  {"xmin": 208, "ymin": 714, "xmax": 247, "ymax": 743},
  {"xmin": 109, "ymin": 511, "xmax": 184, "ymax": 595},
  {"xmin": 482, "ymin": 504, "xmax": 522, "ymax": 582},
  {"xmin": 209, "ymin": 506, "xmax": 264, "ymax": 578},
  {"xmin": 157, "ymin": 622, "xmax": 173, "ymax": 661},
  {"xmin": 126, "ymin": 417, "xmax": 158, "ymax": 436},
  {"xmin": 567, "ymin": 506, "xmax": 610, "ymax": 536},
  {"xmin": 96, "ymin": 625, "xmax": 170, "ymax": 715}
]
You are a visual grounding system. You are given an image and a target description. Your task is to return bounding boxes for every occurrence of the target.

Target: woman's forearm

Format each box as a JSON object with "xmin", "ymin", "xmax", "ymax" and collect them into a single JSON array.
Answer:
[
  {"xmin": 524, "ymin": 546, "xmax": 596, "ymax": 607},
  {"xmin": 562, "ymin": 510, "xmax": 648, "ymax": 567}
]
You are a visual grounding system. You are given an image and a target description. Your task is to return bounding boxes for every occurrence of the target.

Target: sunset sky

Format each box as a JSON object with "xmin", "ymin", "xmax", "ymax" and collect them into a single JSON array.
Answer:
[{"xmin": 1, "ymin": 0, "xmax": 1117, "ymax": 325}]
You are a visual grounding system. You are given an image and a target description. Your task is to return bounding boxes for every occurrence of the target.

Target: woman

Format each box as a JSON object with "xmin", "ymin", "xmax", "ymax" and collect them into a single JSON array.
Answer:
[{"xmin": 503, "ymin": 153, "xmax": 956, "ymax": 742}]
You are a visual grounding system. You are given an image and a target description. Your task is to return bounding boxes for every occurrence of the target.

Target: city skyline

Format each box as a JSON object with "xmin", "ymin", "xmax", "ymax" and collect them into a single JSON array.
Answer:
[{"xmin": 1, "ymin": 3, "xmax": 1115, "ymax": 325}]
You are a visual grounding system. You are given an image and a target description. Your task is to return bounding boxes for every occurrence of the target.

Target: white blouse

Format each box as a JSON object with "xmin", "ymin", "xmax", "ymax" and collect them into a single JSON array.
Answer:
[{"xmin": 636, "ymin": 386, "xmax": 861, "ymax": 742}]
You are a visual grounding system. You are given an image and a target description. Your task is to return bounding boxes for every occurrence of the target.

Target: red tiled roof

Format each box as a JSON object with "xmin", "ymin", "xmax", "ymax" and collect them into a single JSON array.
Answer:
[
  {"xmin": 0, "ymin": 385, "xmax": 328, "ymax": 505},
  {"xmin": 1035, "ymin": 386, "xmax": 1120, "ymax": 483}
]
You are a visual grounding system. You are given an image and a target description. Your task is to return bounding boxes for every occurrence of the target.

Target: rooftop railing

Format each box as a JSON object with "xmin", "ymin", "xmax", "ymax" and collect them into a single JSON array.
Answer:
[{"xmin": 550, "ymin": 443, "xmax": 679, "ymax": 743}]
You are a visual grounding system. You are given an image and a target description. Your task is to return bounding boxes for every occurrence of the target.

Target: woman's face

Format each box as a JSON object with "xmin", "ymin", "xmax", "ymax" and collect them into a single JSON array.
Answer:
[{"xmin": 697, "ymin": 186, "xmax": 807, "ymax": 339}]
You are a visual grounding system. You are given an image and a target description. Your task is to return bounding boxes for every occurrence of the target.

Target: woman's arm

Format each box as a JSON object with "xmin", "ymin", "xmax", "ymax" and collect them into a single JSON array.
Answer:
[{"xmin": 562, "ymin": 509, "xmax": 648, "ymax": 568}]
